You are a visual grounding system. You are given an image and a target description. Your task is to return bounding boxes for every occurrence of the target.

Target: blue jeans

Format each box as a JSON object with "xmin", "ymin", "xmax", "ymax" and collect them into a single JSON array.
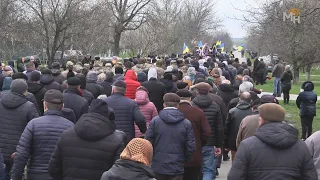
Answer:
[
  {"xmin": 273, "ymin": 77, "xmax": 282, "ymax": 96},
  {"xmin": 202, "ymin": 146, "xmax": 217, "ymax": 180}
]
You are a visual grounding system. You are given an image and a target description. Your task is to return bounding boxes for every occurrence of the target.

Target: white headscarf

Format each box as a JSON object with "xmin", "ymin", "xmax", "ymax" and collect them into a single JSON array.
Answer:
[{"xmin": 148, "ymin": 67, "xmax": 157, "ymax": 80}]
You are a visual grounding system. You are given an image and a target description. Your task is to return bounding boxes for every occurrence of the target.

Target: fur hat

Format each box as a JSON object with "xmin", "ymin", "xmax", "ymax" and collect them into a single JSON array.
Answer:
[{"xmin": 258, "ymin": 103, "xmax": 285, "ymax": 122}]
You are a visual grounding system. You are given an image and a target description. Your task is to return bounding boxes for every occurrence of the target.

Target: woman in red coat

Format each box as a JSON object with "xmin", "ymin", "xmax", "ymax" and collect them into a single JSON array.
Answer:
[{"xmin": 124, "ymin": 70, "xmax": 140, "ymax": 99}]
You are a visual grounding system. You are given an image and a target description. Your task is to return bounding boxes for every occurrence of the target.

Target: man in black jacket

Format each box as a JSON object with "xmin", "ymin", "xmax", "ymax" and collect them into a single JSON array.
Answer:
[
  {"xmin": 103, "ymin": 80, "xmax": 146, "ymax": 142},
  {"xmin": 191, "ymin": 82, "xmax": 223, "ymax": 180},
  {"xmin": 228, "ymin": 103, "xmax": 317, "ymax": 180},
  {"xmin": 99, "ymin": 71, "xmax": 114, "ymax": 96},
  {"xmin": 11, "ymin": 90, "xmax": 74, "ymax": 180},
  {"xmin": 63, "ymin": 77, "xmax": 89, "ymax": 121},
  {"xmin": 85, "ymin": 71, "xmax": 105, "ymax": 98},
  {"xmin": 27, "ymin": 71, "xmax": 47, "ymax": 115},
  {"xmin": 75, "ymin": 73, "xmax": 94, "ymax": 105},
  {"xmin": 0, "ymin": 79, "xmax": 39, "ymax": 180},
  {"xmin": 40, "ymin": 69, "xmax": 63, "ymax": 92},
  {"xmin": 49, "ymin": 99, "xmax": 126, "ymax": 180}
]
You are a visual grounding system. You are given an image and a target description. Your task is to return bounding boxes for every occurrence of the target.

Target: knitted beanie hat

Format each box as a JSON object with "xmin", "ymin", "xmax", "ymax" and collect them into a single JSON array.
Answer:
[{"xmin": 120, "ymin": 138, "xmax": 153, "ymax": 166}]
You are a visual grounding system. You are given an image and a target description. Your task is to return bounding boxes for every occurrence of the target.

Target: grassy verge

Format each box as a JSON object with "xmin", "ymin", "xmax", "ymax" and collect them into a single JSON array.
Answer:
[{"xmin": 282, "ymin": 101, "xmax": 320, "ymax": 136}]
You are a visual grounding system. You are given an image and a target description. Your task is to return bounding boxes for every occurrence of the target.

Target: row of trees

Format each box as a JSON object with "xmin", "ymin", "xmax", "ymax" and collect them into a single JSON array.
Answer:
[
  {"xmin": 0, "ymin": 0, "xmax": 226, "ymax": 65},
  {"xmin": 244, "ymin": 0, "xmax": 320, "ymax": 82}
]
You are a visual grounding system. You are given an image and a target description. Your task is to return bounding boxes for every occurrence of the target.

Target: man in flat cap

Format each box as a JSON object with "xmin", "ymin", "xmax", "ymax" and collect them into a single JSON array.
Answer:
[
  {"xmin": 145, "ymin": 93, "xmax": 195, "ymax": 180},
  {"xmin": 63, "ymin": 77, "xmax": 89, "ymax": 121},
  {"xmin": 191, "ymin": 82, "xmax": 223, "ymax": 180},
  {"xmin": 11, "ymin": 89, "xmax": 74, "ymax": 180},
  {"xmin": 228, "ymin": 103, "xmax": 317, "ymax": 180}
]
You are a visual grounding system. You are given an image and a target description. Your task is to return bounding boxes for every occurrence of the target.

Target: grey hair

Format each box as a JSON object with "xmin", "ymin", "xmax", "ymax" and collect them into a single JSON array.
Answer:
[
  {"xmin": 112, "ymin": 86, "xmax": 126, "ymax": 94},
  {"xmin": 239, "ymin": 82, "xmax": 253, "ymax": 93},
  {"xmin": 285, "ymin": 65, "xmax": 291, "ymax": 72}
]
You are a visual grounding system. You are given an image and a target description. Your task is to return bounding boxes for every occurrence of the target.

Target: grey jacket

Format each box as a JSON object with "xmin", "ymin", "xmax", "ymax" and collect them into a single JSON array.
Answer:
[
  {"xmin": 305, "ymin": 131, "xmax": 320, "ymax": 179},
  {"xmin": 272, "ymin": 63, "xmax": 284, "ymax": 78}
]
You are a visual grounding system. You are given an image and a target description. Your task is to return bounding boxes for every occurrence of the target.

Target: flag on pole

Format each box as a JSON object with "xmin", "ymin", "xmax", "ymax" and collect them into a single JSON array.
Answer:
[
  {"xmin": 183, "ymin": 43, "xmax": 190, "ymax": 54},
  {"xmin": 216, "ymin": 40, "xmax": 222, "ymax": 46},
  {"xmin": 198, "ymin": 41, "xmax": 203, "ymax": 48}
]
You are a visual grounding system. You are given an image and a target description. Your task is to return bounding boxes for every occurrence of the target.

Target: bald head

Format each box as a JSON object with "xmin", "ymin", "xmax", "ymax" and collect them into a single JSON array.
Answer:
[{"xmin": 239, "ymin": 92, "xmax": 251, "ymax": 102}]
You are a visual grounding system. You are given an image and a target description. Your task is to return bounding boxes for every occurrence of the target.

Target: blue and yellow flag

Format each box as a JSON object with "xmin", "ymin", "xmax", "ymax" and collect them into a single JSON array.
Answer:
[
  {"xmin": 220, "ymin": 43, "xmax": 225, "ymax": 52},
  {"xmin": 198, "ymin": 41, "xmax": 203, "ymax": 48},
  {"xmin": 183, "ymin": 43, "xmax": 190, "ymax": 54},
  {"xmin": 216, "ymin": 40, "xmax": 222, "ymax": 46}
]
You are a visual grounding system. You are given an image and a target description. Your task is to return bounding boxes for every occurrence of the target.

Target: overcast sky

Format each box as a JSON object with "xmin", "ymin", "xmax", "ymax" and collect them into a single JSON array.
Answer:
[{"xmin": 216, "ymin": 0, "xmax": 258, "ymax": 38}]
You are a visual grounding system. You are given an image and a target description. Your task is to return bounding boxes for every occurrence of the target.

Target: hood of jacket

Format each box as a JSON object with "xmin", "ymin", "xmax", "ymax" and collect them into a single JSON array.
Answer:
[
  {"xmin": 302, "ymin": 81, "xmax": 314, "ymax": 91},
  {"xmin": 161, "ymin": 79, "xmax": 174, "ymax": 90},
  {"xmin": 137, "ymin": 72, "xmax": 147, "ymax": 83},
  {"xmin": 2, "ymin": 77, "xmax": 12, "ymax": 91},
  {"xmin": 236, "ymin": 100, "xmax": 252, "ymax": 110},
  {"xmin": 28, "ymin": 82, "xmax": 45, "ymax": 94},
  {"xmin": 75, "ymin": 113, "xmax": 116, "ymax": 141},
  {"xmin": 148, "ymin": 68, "xmax": 157, "ymax": 81},
  {"xmin": 1, "ymin": 92, "xmax": 28, "ymax": 109},
  {"xmin": 124, "ymin": 70, "xmax": 138, "ymax": 81},
  {"xmin": 159, "ymin": 108, "xmax": 185, "ymax": 124},
  {"xmin": 219, "ymin": 83, "xmax": 234, "ymax": 92},
  {"xmin": 52, "ymin": 69, "xmax": 61, "ymax": 76},
  {"xmin": 135, "ymin": 90, "xmax": 149, "ymax": 105},
  {"xmin": 110, "ymin": 159, "xmax": 155, "ymax": 179},
  {"xmin": 255, "ymin": 122, "xmax": 298, "ymax": 149},
  {"xmin": 192, "ymin": 95, "xmax": 212, "ymax": 108},
  {"xmin": 40, "ymin": 74, "xmax": 54, "ymax": 85}
]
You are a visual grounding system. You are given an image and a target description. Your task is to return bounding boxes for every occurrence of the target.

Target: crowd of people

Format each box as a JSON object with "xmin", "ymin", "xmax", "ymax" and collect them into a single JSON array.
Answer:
[{"xmin": 0, "ymin": 52, "xmax": 318, "ymax": 180}]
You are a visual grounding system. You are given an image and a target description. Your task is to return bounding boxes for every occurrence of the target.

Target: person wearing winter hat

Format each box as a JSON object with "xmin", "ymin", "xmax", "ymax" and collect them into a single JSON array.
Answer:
[
  {"xmin": 0, "ymin": 79, "xmax": 39, "ymax": 179},
  {"xmin": 49, "ymin": 99, "xmax": 126, "ymax": 180},
  {"xmin": 11, "ymin": 89, "xmax": 74, "ymax": 180},
  {"xmin": 145, "ymin": 93, "xmax": 196, "ymax": 180},
  {"xmin": 296, "ymin": 81, "xmax": 318, "ymax": 140},
  {"xmin": 63, "ymin": 77, "xmax": 89, "ymax": 121},
  {"xmin": 84, "ymin": 71, "xmax": 105, "ymax": 99},
  {"xmin": 28, "ymin": 71, "xmax": 47, "ymax": 115},
  {"xmin": 75, "ymin": 74, "xmax": 94, "ymax": 105},
  {"xmin": 101, "ymin": 138, "xmax": 156, "ymax": 180},
  {"xmin": 137, "ymin": 72, "xmax": 147, "ymax": 84},
  {"xmin": 229, "ymin": 103, "xmax": 317, "ymax": 180},
  {"xmin": 103, "ymin": 80, "xmax": 146, "ymax": 142},
  {"xmin": 40, "ymin": 69, "xmax": 62, "ymax": 92},
  {"xmin": 134, "ymin": 86, "xmax": 158, "ymax": 138},
  {"xmin": 51, "ymin": 62, "xmax": 65, "ymax": 84},
  {"xmin": 176, "ymin": 89, "xmax": 211, "ymax": 180}
]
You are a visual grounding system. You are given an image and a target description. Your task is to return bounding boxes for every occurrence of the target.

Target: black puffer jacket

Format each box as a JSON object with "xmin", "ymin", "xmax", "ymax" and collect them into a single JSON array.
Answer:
[
  {"xmin": 192, "ymin": 95, "xmax": 223, "ymax": 147},
  {"xmin": 63, "ymin": 88, "xmax": 89, "ymax": 121},
  {"xmin": 49, "ymin": 113, "xmax": 126, "ymax": 180},
  {"xmin": 0, "ymin": 92, "xmax": 39, "ymax": 163},
  {"xmin": 142, "ymin": 79, "xmax": 166, "ymax": 112},
  {"xmin": 99, "ymin": 76, "xmax": 113, "ymax": 97},
  {"xmin": 217, "ymin": 84, "xmax": 238, "ymax": 107},
  {"xmin": 40, "ymin": 74, "xmax": 62, "ymax": 92},
  {"xmin": 296, "ymin": 81, "xmax": 317, "ymax": 117},
  {"xmin": 225, "ymin": 100, "xmax": 252, "ymax": 150},
  {"xmin": 27, "ymin": 82, "xmax": 47, "ymax": 115},
  {"xmin": 81, "ymin": 89, "xmax": 94, "ymax": 106},
  {"xmin": 101, "ymin": 159, "xmax": 156, "ymax": 180},
  {"xmin": 85, "ymin": 80, "xmax": 105, "ymax": 98},
  {"xmin": 228, "ymin": 122, "xmax": 317, "ymax": 180},
  {"xmin": 11, "ymin": 110, "xmax": 74, "ymax": 180}
]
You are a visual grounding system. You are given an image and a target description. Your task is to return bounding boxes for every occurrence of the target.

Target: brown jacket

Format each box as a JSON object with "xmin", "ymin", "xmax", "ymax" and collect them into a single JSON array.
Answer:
[
  {"xmin": 236, "ymin": 112, "xmax": 259, "ymax": 148},
  {"xmin": 178, "ymin": 101, "xmax": 211, "ymax": 167}
]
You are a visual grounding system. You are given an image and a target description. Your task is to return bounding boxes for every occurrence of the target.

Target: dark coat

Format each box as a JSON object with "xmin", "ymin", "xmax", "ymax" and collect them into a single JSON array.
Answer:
[
  {"xmin": 208, "ymin": 93, "xmax": 228, "ymax": 122},
  {"xmin": 104, "ymin": 93, "xmax": 146, "ymax": 141},
  {"xmin": 85, "ymin": 80, "xmax": 105, "ymax": 99},
  {"xmin": 192, "ymin": 95, "xmax": 223, "ymax": 147},
  {"xmin": 225, "ymin": 100, "xmax": 252, "ymax": 150},
  {"xmin": 63, "ymin": 88, "xmax": 89, "ymax": 121},
  {"xmin": 178, "ymin": 102, "xmax": 211, "ymax": 167},
  {"xmin": 160, "ymin": 79, "xmax": 178, "ymax": 94},
  {"xmin": 27, "ymin": 82, "xmax": 47, "ymax": 115},
  {"xmin": 0, "ymin": 91, "xmax": 39, "ymax": 113},
  {"xmin": 52, "ymin": 70, "xmax": 65, "ymax": 84},
  {"xmin": 81, "ymin": 89, "xmax": 94, "ymax": 106},
  {"xmin": 0, "ymin": 92, "xmax": 39, "ymax": 163},
  {"xmin": 0, "ymin": 148, "xmax": 4, "ymax": 179},
  {"xmin": 40, "ymin": 75, "xmax": 63, "ymax": 92},
  {"xmin": 228, "ymin": 122, "xmax": 318, "ymax": 180},
  {"xmin": 100, "ymin": 159, "xmax": 155, "ymax": 180},
  {"xmin": 221, "ymin": 68, "xmax": 231, "ymax": 81},
  {"xmin": 296, "ymin": 81, "xmax": 317, "ymax": 117},
  {"xmin": 61, "ymin": 108, "xmax": 76, "ymax": 123},
  {"xmin": 217, "ymin": 84, "xmax": 238, "ymax": 107},
  {"xmin": 99, "ymin": 77, "xmax": 113, "ymax": 97},
  {"xmin": 11, "ymin": 110, "xmax": 74, "ymax": 180},
  {"xmin": 145, "ymin": 108, "xmax": 196, "ymax": 175},
  {"xmin": 255, "ymin": 61, "xmax": 266, "ymax": 74},
  {"xmin": 142, "ymin": 78, "xmax": 166, "ymax": 112},
  {"xmin": 48, "ymin": 113, "xmax": 126, "ymax": 180},
  {"xmin": 281, "ymin": 70, "xmax": 293, "ymax": 91}
]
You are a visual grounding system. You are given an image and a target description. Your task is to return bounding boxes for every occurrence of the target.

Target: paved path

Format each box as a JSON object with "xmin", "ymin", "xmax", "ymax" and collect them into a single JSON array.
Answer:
[
  {"xmin": 233, "ymin": 51, "xmax": 246, "ymax": 63},
  {"xmin": 258, "ymin": 92, "xmax": 320, "ymax": 101},
  {"xmin": 217, "ymin": 159, "xmax": 232, "ymax": 180}
]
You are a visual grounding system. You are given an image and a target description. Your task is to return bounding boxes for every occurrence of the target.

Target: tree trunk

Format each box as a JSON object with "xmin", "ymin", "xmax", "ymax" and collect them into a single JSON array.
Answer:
[
  {"xmin": 292, "ymin": 60, "xmax": 299, "ymax": 83},
  {"xmin": 306, "ymin": 64, "xmax": 311, "ymax": 81},
  {"xmin": 113, "ymin": 31, "xmax": 122, "ymax": 56}
]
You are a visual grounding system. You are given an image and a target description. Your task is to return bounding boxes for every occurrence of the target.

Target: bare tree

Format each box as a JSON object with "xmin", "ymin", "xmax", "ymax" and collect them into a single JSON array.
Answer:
[{"xmin": 107, "ymin": 0, "xmax": 152, "ymax": 56}]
